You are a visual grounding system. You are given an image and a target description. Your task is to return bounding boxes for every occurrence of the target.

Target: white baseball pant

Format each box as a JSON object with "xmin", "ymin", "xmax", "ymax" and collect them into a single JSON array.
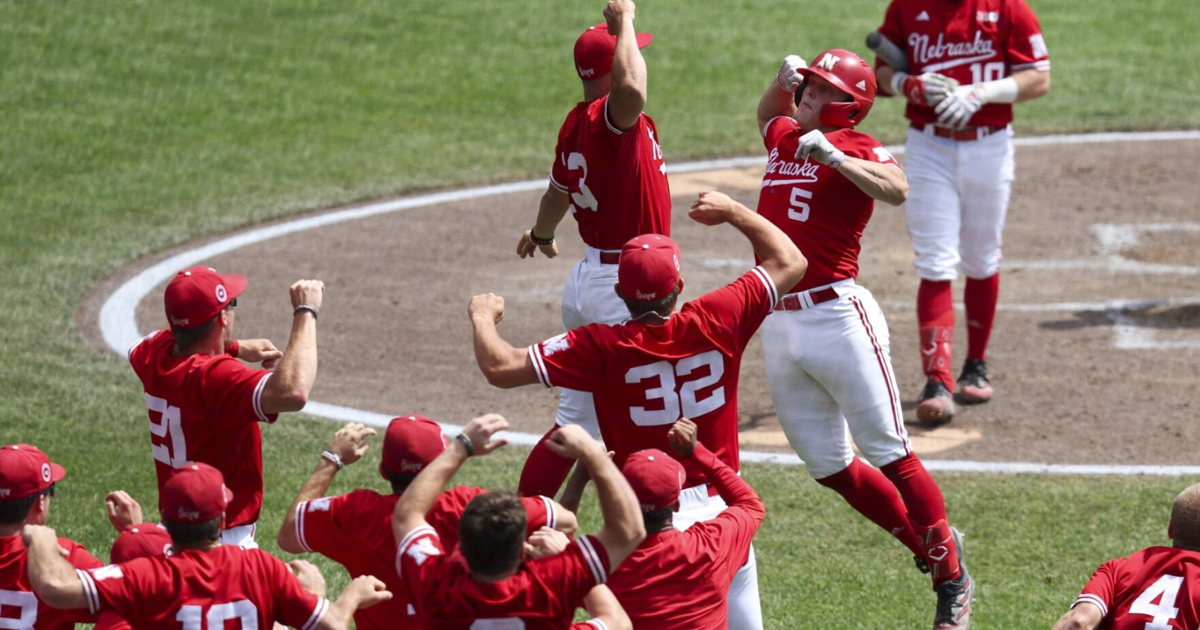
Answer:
[
  {"xmin": 904, "ymin": 125, "xmax": 1015, "ymax": 281},
  {"xmin": 676, "ymin": 484, "xmax": 763, "ymax": 630},
  {"xmin": 760, "ymin": 280, "xmax": 912, "ymax": 479},
  {"xmin": 556, "ymin": 246, "xmax": 631, "ymax": 435}
]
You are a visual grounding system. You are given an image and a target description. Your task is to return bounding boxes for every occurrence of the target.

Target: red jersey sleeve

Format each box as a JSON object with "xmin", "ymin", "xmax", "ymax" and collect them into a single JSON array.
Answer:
[
  {"xmin": 689, "ymin": 268, "xmax": 780, "ymax": 353},
  {"xmin": 838, "ymin": 133, "xmax": 900, "ymax": 168},
  {"xmin": 1006, "ymin": 0, "xmax": 1050, "ymax": 72},
  {"xmin": 763, "ymin": 116, "xmax": 799, "ymax": 147},
  {"xmin": 78, "ymin": 562, "xmax": 155, "ymax": 618},
  {"xmin": 572, "ymin": 620, "xmax": 611, "ymax": 630},
  {"xmin": 64, "ymin": 539, "xmax": 104, "ymax": 571},
  {"xmin": 874, "ymin": 0, "xmax": 907, "ymax": 69},
  {"xmin": 682, "ymin": 444, "xmax": 765, "ymax": 584},
  {"xmin": 522, "ymin": 494, "xmax": 558, "ymax": 533},
  {"xmin": 550, "ymin": 126, "xmax": 570, "ymax": 194},
  {"xmin": 295, "ymin": 491, "xmax": 367, "ymax": 555},
  {"xmin": 427, "ymin": 486, "xmax": 557, "ymax": 549},
  {"xmin": 1073, "ymin": 557, "xmax": 1122, "ymax": 620},
  {"xmin": 395, "ymin": 526, "xmax": 449, "ymax": 618},
  {"xmin": 540, "ymin": 535, "xmax": 611, "ymax": 611},
  {"xmin": 201, "ymin": 356, "xmax": 277, "ymax": 425},
  {"xmin": 263, "ymin": 551, "xmax": 331, "ymax": 630},
  {"xmin": 529, "ymin": 327, "xmax": 607, "ymax": 391}
]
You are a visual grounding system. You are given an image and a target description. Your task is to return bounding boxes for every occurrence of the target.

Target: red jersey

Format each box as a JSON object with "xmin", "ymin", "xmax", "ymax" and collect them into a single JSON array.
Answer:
[
  {"xmin": 128, "ymin": 330, "xmax": 277, "ymax": 527},
  {"xmin": 759, "ymin": 118, "xmax": 899, "ymax": 293},
  {"xmin": 529, "ymin": 268, "xmax": 779, "ymax": 487},
  {"xmin": 294, "ymin": 487, "xmax": 557, "ymax": 630},
  {"xmin": 549, "ymin": 95, "xmax": 671, "ymax": 250},
  {"xmin": 1074, "ymin": 546, "xmax": 1200, "ymax": 630},
  {"xmin": 877, "ymin": 0, "xmax": 1050, "ymax": 127},
  {"xmin": 0, "ymin": 534, "xmax": 101, "ymax": 630},
  {"xmin": 78, "ymin": 546, "xmax": 328, "ymax": 630},
  {"xmin": 607, "ymin": 443, "xmax": 765, "ymax": 630},
  {"xmin": 397, "ymin": 526, "xmax": 609, "ymax": 629}
]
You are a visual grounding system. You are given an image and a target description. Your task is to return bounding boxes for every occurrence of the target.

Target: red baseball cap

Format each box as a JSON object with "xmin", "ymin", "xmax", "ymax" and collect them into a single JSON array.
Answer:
[
  {"xmin": 381, "ymin": 414, "xmax": 448, "ymax": 477},
  {"xmin": 159, "ymin": 463, "xmax": 233, "ymax": 524},
  {"xmin": 573, "ymin": 23, "xmax": 653, "ymax": 80},
  {"xmin": 621, "ymin": 449, "xmax": 685, "ymax": 512},
  {"xmin": 164, "ymin": 266, "xmax": 246, "ymax": 329},
  {"xmin": 0, "ymin": 444, "xmax": 67, "ymax": 501},
  {"xmin": 111, "ymin": 524, "xmax": 174, "ymax": 563},
  {"xmin": 618, "ymin": 235, "xmax": 682, "ymax": 303}
]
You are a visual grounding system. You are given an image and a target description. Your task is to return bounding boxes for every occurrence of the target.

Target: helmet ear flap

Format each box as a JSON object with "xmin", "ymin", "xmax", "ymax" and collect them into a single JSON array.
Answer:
[{"xmin": 794, "ymin": 81, "xmax": 807, "ymax": 107}]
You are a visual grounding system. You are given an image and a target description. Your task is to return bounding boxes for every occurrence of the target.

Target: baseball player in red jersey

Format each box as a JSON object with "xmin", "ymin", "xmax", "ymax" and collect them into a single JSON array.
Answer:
[
  {"xmin": 392, "ymin": 416, "xmax": 644, "ymax": 630},
  {"xmin": 1052, "ymin": 484, "xmax": 1200, "ymax": 630},
  {"xmin": 0, "ymin": 444, "xmax": 103, "ymax": 630},
  {"xmin": 275, "ymin": 418, "xmax": 577, "ymax": 630},
  {"xmin": 758, "ymin": 49, "xmax": 975, "ymax": 629},
  {"xmin": 126, "ymin": 266, "xmax": 326, "ymax": 547},
  {"xmin": 516, "ymin": 0, "xmax": 672, "ymax": 500},
  {"xmin": 872, "ymin": 0, "xmax": 1051, "ymax": 424},
  {"xmin": 471, "ymin": 199, "xmax": 807, "ymax": 630},
  {"xmin": 560, "ymin": 418, "xmax": 765, "ymax": 630},
  {"xmin": 24, "ymin": 463, "xmax": 391, "ymax": 630}
]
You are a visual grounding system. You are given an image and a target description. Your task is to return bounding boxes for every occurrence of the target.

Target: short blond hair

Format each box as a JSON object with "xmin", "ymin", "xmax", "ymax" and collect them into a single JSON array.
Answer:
[{"xmin": 1170, "ymin": 484, "xmax": 1200, "ymax": 549}]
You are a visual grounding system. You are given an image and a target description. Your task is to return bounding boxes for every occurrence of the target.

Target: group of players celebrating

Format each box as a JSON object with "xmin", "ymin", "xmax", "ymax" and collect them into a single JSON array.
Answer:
[{"xmin": 3, "ymin": 1, "xmax": 1198, "ymax": 629}]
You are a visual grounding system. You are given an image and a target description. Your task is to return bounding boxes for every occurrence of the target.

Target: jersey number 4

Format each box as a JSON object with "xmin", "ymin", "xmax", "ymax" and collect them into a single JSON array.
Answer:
[
  {"xmin": 1129, "ymin": 574, "xmax": 1184, "ymax": 630},
  {"xmin": 145, "ymin": 393, "xmax": 191, "ymax": 468},
  {"xmin": 625, "ymin": 350, "xmax": 726, "ymax": 426}
]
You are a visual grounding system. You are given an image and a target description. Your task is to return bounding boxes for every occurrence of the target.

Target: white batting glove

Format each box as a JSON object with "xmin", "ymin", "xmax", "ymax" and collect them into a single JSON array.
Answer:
[
  {"xmin": 776, "ymin": 55, "xmax": 807, "ymax": 93},
  {"xmin": 935, "ymin": 84, "xmax": 984, "ymax": 130},
  {"xmin": 795, "ymin": 130, "xmax": 846, "ymax": 169},
  {"xmin": 921, "ymin": 73, "xmax": 960, "ymax": 102}
]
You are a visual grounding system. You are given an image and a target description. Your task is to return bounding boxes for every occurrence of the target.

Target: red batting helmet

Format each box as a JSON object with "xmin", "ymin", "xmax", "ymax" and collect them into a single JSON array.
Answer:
[{"xmin": 797, "ymin": 49, "xmax": 877, "ymax": 128}]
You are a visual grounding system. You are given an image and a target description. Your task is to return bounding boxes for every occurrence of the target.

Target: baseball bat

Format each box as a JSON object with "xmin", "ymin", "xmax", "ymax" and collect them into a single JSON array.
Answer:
[{"xmin": 866, "ymin": 31, "xmax": 909, "ymax": 72}]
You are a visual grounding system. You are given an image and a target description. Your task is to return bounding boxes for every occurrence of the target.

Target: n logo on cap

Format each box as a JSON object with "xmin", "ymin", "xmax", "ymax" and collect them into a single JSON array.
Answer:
[{"xmin": 816, "ymin": 53, "xmax": 842, "ymax": 71}]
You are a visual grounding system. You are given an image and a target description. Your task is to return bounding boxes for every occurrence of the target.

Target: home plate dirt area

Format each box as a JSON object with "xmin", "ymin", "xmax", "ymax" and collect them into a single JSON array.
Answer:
[{"xmin": 117, "ymin": 139, "xmax": 1200, "ymax": 467}]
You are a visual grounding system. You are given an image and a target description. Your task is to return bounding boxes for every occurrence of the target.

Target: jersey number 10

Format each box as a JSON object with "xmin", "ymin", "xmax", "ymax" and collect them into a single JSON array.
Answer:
[{"xmin": 625, "ymin": 350, "xmax": 726, "ymax": 426}]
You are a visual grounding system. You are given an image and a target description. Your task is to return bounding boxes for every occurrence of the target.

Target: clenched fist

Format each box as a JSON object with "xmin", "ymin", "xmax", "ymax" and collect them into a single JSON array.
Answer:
[
  {"xmin": 289, "ymin": 279, "xmax": 324, "ymax": 311},
  {"xmin": 468, "ymin": 293, "xmax": 505, "ymax": 324},
  {"xmin": 777, "ymin": 55, "xmax": 808, "ymax": 93}
]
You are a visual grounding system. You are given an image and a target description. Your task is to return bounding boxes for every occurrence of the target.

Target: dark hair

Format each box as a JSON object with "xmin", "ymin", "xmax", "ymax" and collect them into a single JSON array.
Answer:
[
  {"xmin": 383, "ymin": 468, "xmax": 417, "ymax": 496},
  {"xmin": 163, "ymin": 516, "xmax": 222, "ymax": 548},
  {"xmin": 642, "ymin": 506, "xmax": 675, "ymax": 533},
  {"xmin": 0, "ymin": 485, "xmax": 53, "ymax": 526},
  {"xmin": 623, "ymin": 286, "xmax": 681, "ymax": 322},
  {"xmin": 171, "ymin": 317, "xmax": 218, "ymax": 354},
  {"xmin": 458, "ymin": 491, "xmax": 527, "ymax": 578}
]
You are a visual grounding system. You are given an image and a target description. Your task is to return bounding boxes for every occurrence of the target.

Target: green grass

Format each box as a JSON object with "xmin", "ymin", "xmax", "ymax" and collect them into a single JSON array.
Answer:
[{"xmin": 1, "ymin": 0, "xmax": 1198, "ymax": 627}]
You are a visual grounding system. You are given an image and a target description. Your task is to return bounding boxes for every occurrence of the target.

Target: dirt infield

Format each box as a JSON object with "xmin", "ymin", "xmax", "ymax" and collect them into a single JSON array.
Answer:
[{"xmin": 93, "ymin": 138, "xmax": 1200, "ymax": 467}]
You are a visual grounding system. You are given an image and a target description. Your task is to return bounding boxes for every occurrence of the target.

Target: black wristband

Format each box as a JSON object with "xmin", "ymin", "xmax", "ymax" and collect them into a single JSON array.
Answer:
[
  {"xmin": 529, "ymin": 227, "xmax": 555, "ymax": 246},
  {"xmin": 294, "ymin": 305, "xmax": 319, "ymax": 320},
  {"xmin": 455, "ymin": 433, "xmax": 475, "ymax": 457}
]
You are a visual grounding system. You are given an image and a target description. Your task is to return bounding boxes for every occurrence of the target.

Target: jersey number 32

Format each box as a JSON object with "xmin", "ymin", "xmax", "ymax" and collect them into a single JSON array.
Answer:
[{"xmin": 625, "ymin": 350, "xmax": 726, "ymax": 426}]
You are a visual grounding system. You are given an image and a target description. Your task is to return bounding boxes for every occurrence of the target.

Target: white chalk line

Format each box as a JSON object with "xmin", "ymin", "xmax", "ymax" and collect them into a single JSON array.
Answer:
[{"xmin": 98, "ymin": 130, "xmax": 1200, "ymax": 477}]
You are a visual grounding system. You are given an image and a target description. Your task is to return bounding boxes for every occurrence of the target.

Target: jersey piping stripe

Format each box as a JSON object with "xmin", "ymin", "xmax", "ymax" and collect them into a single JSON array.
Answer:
[
  {"xmin": 76, "ymin": 569, "xmax": 100, "ymax": 615},
  {"xmin": 762, "ymin": 115, "xmax": 794, "ymax": 138},
  {"xmin": 1072, "ymin": 594, "xmax": 1107, "ymax": 617},
  {"xmin": 396, "ymin": 525, "xmax": 438, "ymax": 578},
  {"xmin": 541, "ymin": 495, "xmax": 557, "ymax": 530},
  {"xmin": 295, "ymin": 501, "xmax": 313, "ymax": 553},
  {"xmin": 603, "ymin": 100, "xmax": 625, "ymax": 136},
  {"xmin": 549, "ymin": 171, "xmax": 568, "ymax": 193},
  {"xmin": 252, "ymin": 373, "xmax": 271, "ymax": 423},
  {"xmin": 585, "ymin": 619, "xmax": 609, "ymax": 630},
  {"xmin": 750, "ymin": 266, "xmax": 780, "ymax": 308},
  {"xmin": 302, "ymin": 597, "xmax": 330, "ymax": 630},
  {"xmin": 576, "ymin": 535, "xmax": 607, "ymax": 585},
  {"xmin": 1012, "ymin": 60, "xmax": 1051, "ymax": 72},
  {"xmin": 529, "ymin": 345, "xmax": 553, "ymax": 388},
  {"xmin": 849, "ymin": 296, "xmax": 910, "ymax": 452}
]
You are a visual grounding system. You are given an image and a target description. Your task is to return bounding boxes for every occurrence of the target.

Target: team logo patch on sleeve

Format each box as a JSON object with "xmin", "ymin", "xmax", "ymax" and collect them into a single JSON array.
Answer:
[
  {"xmin": 307, "ymin": 497, "xmax": 332, "ymax": 512},
  {"xmin": 542, "ymin": 333, "xmax": 571, "ymax": 357},
  {"xmin": 873, "ymin": 147, "xmax": 896, "ymax": 163},
  {"xmin": 406, "ymin": 537, "xmax": 442, "ymax": 566}
]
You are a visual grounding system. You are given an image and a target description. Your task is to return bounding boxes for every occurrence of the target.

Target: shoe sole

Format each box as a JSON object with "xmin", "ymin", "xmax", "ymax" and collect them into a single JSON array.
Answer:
[
  {"xmin": 954, "ymin": 388, "xmax": 992, "ymax": 405},
  {"xmin": 916, "ymin": 398, "xmax": 955, "ymax": 427}
]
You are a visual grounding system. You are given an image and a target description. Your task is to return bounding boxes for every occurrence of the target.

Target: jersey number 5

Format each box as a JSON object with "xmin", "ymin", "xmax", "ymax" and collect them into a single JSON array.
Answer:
[
  {"xmin": 566, "ymin": 152, "xmax": 599, "ymax": 213},
  {"xmin": 0, "ymin": 589, "xmax": 38, "ymax": 630},
  {"xmin": 788, "ymin": 187, "xmax": 813, "ymax": 222},
  {"xmin": 145, "ymin": 393, "xmax": 191, "ymax": 468},
  {"xmin": 625, "ymin": 350, "xmax": 726, "ymax": 426},
  {"xmin": 1129, "ymin": 574, "xmax": 1183, "ymax": 630}
]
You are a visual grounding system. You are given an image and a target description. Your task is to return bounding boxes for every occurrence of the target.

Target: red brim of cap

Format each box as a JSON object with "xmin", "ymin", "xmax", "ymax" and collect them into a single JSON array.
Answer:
[
  {"xmin": 49, "ymin": 462, "xmax": 67, "ymax": 484},
  {"xmin": 221, "ymin": 274, "xmax": 248, "ymax": 301},
  {"xmin": 636, "ymin": 32, "xmax": 653, "ymax": 49}
]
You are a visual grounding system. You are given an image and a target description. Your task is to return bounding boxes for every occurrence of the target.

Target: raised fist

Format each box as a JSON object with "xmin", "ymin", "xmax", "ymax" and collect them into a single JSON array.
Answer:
[
  {"xmin": 777, "ymin": 55, "xmax": 807, "ymax": 93},
  {"xmin": 289, "ymin": 279, "xmax": 324, "ymax": 311}
]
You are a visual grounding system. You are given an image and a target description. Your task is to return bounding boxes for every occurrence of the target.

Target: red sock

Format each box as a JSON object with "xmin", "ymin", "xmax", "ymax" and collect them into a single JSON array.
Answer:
[
  {"xmin": 517, "ymin": 427, "xmax": 576, "ymax": 498},
  {"xmin": 917, "ymin": 279, "xmax": 955, "ymax": 388},
  {"xmin": 965, "ymin": 273, "xmax": 1000, "ymax": 362},
  {"xmin": 816, "ymin": 458, "xmax": 924, "ymax": 557},
  {"xmin": 881, "ymin": 453, "xmax": 961, "ymax": 584}
]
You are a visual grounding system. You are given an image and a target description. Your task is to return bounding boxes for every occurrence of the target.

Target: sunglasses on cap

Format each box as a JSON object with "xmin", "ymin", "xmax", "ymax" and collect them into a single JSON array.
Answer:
[{"xmin": 224, "ymin": 298, "xmax": 238, "ymax": 310}]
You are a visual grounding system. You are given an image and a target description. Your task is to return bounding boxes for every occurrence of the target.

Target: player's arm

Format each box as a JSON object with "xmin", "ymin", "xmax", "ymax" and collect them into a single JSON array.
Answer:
[
  {"xmin": 603, "ymin": 0, "xmax": 647, "ymax": 132},
  {"xmin": 689, "ymin": 191, "xmax": 807, "ymax": 297},
  {"xmin": 517, "ymin": 185, "xmax": 571, "ymax": 259},
  {"xmin": 1050, "ymin": 602, "xmax": 1103, "ymax": 630},
  {"xmin": 468, "ymin": 293, "xmax": 541, "ymax": 388},
  {"xmin": 260, "ymin": 279, "xmax": 324, "ymax": 414},
  {"xmin": 392, "ymin": 415, "xmax": 509, "ymax": 543},
  {"xmin": 580, "ymin": 585, "xmax": 633, "ymax": 630},
  {"xmin": 836, "ymin": 157, "xmax": 908, "ymax": 206},
  {"xmin": 668, "ymin": 419, "xmax": 764, "ymax": 522},
  {"xmin": 277, "ymin": 423, "xmax": 376, "ymax": 553},
  {"xmin": 936, "ymin": 68, "xmax": 1051, "ymax": 129},
  {"xmin": 544, "ymin": 426, "xmax": 645, "ymax": 570},
  {"xmin": 22, "ymin": 525, "xmax": 90, "ymax": 610},
  {"xmin": 314, "ymin": 575, "xmax": 393, "ymax": 630},
  {"xmin": 757, "ymin": 56, "xmax": 804, "ymax": 133}
]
